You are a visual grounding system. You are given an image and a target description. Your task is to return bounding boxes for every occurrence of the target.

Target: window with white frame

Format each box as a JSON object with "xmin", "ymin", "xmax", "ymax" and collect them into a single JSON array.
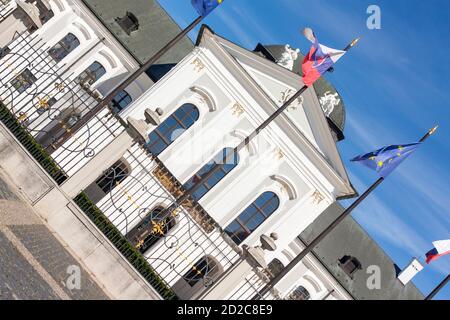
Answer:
[
  {"xmin": 183, "ymin": 147, "xmax": 239, "ymax": 201},
  {"xmin": 126, "ymin": 206, "xmax": 177, "ymax": 253},
  {"xmin": 110, "ymin": 90, "xmax": 132, "ymax": 113},
  {"xmin": 146, "ymin": 103, "xmax": 199, "ymax": 156},
  {"xmin": 287, "ymin": 285, "xmax": 311, "ymax": 300},
  {"xmin": 77, "ymin": 61, "xmax": 106, "ymax": 86},
  {"xmin": 224, "ymin": 191, "xmax": 280, "ymax": 245},
  {"xmin": 48, "ymin": 33, "xmax": 80, "ymax": 63},
  {"xmin": 266, "ymin": 258, "xmax": 284, "ymax": 280}
]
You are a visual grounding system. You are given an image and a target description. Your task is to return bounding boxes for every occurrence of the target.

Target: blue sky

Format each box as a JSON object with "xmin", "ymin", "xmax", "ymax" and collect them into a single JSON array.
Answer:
[{"xmin": 157, "ymin": 0, "xmax": 450, "ymax": 299}]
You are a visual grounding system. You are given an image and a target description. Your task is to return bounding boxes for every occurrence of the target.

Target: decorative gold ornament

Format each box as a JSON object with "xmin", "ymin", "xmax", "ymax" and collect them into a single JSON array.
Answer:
[
  {"xmin": 54, "ymin": 82, "xmax": 65, "ymax": 92},
  {"xmin": 17, "ymin": 112, "xmax": 28, "ymax": 123},
  {"xmin": 311, "ymin": 190, "xmax": 324, "ymax": 204},
  {"xmin": 231, "ymin": 103, "xmax": 244, "ymax": 117},
  {"xmin": 191, "ymin": 58, "xmax": 205, "ymax": 72},
  {"xmin": 151, "ymin": 220, "xmax": 166, "ymax": 236},
  {"xmin": 275, "ymin": 148, "xmax": 284, "ymax": 160},
  {"xmin": 135, "ymin": 239, "xmax": 144, "ymax": 249}
]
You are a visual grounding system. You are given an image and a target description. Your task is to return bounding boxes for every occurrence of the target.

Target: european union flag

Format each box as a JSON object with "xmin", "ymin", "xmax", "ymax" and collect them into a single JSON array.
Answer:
[
  {"xmin": 351, "ymin": 143, "xmax": 421, "ymax": 178},
  {"xmin": 191, "ymin": 0, "xmax": 223, "ymax": 17}
]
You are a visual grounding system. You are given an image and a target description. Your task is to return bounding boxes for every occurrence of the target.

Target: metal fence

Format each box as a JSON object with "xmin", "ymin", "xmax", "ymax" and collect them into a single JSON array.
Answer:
[
  {"xmin": 75, "ymin": 142, "xmax": 243, "ymax": 299},
  {"xmin": 0, "ymin": 0, "xmax": 13, "ymax": 21},
  {"xmin": 226, "ymin": 269, "xmax": 279, "ymax": 300},
  {"xmin": 0, "ymin": 30, "xmax": 125, "ymax": 184},
  {"xmin": 0, "ymin": 27, "xmax": 275, "ymax": 301}
]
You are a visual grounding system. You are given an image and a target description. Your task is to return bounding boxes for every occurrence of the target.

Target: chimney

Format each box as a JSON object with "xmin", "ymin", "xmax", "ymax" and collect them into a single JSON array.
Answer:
[{"xmin": 397, "ymin": 258, "xmax": 423, "ymax": 285}]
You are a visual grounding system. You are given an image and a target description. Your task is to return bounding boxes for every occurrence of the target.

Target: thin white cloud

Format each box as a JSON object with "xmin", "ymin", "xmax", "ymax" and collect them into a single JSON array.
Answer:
[
  {"xmin": 227, "ymin": 3, "xmax": 280, "ymax": 45},
  {"xmin": 349, "ymin": 180, "xmax": 450, "ymax": 275},
  {"xmin": 214, "ymin": 7, "xmax": 255, "ymax": 48}
]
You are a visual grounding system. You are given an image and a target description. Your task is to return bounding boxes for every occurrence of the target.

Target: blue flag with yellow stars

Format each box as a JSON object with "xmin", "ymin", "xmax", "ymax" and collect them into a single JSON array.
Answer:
[
  {"xmin": 191, "ymin": 0, "xmax": 223, "ymax": 17},
  {"xmin": 351, "ymin": 143, "xmax": 421, "ymax": 178}
]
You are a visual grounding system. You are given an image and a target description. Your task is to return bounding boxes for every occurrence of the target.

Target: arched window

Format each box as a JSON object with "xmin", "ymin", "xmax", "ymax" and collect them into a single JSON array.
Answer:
[
  {"xmin": 126, "ymin": 206, "xmax": 176, "ymax": 253},
  {"xmin": 77, "ymin": 61, "xmax": 106, "ymax": 86},
  {"xmin": 267, "ymin": 258, "xmax": 284, "ymax": 280},
  {"xmin": 110, "ymin": 90, "xmax": 132, "ymax": 113},
  {"xmin": 48, "ymin": 33, "xmax": 80, "ymax": 62},
  {"xmin": 288, "ymin": 286, "xmax": 310, "ymax": 300},
  {"xmin": 183, "ymin": 147, "xmax": 239, "ymax": 201},
  {"xmin": 183, "ymin": 256, "xmax": 220, "ymax": 287},
  {"xmin": 146, "ymin": 103, "xmax": 199, "ymax": 156},
  {"xmin": 95, "ymin": 158, "xmax": 130, "ymax": 193},
  {"xmin": 224, "ymin": 192, "xmax": 280, "ymax": 245},
  {"xmin": 339, "ymin": 255, "xmax": 362, "ymax": 278}
]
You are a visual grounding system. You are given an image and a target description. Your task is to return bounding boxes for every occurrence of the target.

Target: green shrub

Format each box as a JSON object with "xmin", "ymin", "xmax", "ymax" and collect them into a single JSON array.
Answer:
[
  {"xmin": 74, "ymin": 192, "xmax": 178, "ymax": 300},
  {"xmin": 0, "ymin": 103, "xmax": 67, "ymax": 184}
]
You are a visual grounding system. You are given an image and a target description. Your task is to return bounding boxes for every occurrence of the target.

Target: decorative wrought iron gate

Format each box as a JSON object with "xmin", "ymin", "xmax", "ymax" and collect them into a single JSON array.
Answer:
[
  {"xmin": 0, "ymin": 30, "xmax": 124, "ymax": 184},
  {"xmin": 0, "ymin": 27, "xmax": 276, "ymax": 301},
  {"xmin": 76, "ymin": 142, "xmax": 242, "ymax": 299}
]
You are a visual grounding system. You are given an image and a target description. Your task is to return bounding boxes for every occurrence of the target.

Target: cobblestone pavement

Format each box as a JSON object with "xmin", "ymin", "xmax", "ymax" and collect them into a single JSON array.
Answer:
[{"xmin": 0, "ymin": 175, "xmax": 110, "ymax": 300}]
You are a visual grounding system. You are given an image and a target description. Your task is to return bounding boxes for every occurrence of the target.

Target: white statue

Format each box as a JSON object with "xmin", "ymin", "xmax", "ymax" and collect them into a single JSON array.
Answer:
[
  {"xmin": 279, "ymin": 88, "xmax": 304, "ymax": 111},
  {"xmin": 277, "ymin": 44, "xmax": 300, "ymax": 71},
  {"xmin": 319, "ymin": 91, "xmax": 341, "ymax": 117}
]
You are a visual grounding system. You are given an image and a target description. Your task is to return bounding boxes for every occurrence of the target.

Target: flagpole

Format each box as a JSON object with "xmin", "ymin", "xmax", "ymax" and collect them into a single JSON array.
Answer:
[
  {"xmin": 151, "ymin": 36, "xmax": 361, "ymax": 232},
  {"xmin": 252, "ymin": 125, "xmax": 438, "ymax": 300},
  {"xmin": 51, "ymin": 15, "xmax": 204, "ymax": 151},
  {"xmin": 425, "ymin": 274, "xmax": 450, "ymax": 300}
]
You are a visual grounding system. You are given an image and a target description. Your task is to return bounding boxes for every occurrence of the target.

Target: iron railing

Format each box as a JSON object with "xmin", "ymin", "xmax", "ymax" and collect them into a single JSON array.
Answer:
[
  {"xmin": 0, "ymin": 30, "xmax": 125, "ymax": 184},
  {"xmin": 0, "ymin": 102, "xmax": 67, "ymax": 182},
  {"xmin": 226, "ymin": 270, "xmax": 278, "ymax": 300},
  {"xmin": 76, "ymin": 142, "xmax": 242, "ymax": 299},
  {"xmin": 0, "ymin": 26, "xmax": 267, "ymax": 301},
  {"xmin": 0, "ymin": 0, "xmax": 13, "ymax": 21}
]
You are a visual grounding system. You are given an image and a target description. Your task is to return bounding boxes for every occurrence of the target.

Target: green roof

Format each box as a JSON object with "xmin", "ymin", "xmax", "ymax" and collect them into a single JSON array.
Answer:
[
  {"xmin": 82, "ymin": 0, "xmax": 193, "ymax": 65},
  {"xmin": 299, "ymin": 202, "xmax": 424, "ymax": 300}
]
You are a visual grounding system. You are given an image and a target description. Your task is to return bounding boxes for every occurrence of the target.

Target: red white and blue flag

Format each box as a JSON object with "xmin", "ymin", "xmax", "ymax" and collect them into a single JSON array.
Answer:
[
  {"xmin": 301, "ymin": 28, "xmax": 346, "ymax": 87},
  {"xmin": 426, "ymin": 239, "xmax": 450, "ymax": 264}
]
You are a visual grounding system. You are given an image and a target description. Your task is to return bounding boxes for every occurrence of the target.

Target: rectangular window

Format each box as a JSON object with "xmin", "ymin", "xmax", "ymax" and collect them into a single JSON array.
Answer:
[
  {"xmin": 10, "ymin": 68, "xmax": 37, "ymax": 93},
  {"xmin": 37, "ymin": 96, "xmax": 57, "ymax": 114}
]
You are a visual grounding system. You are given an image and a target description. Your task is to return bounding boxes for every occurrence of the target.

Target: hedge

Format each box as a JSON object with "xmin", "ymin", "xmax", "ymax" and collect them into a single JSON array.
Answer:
[
  {"xmin": 0, "ymin": 103, "xmax": 67, "ymax": 184},
  {"xmin": 74, "ymin": 192, "xmax": 178, "ymax": 300}
]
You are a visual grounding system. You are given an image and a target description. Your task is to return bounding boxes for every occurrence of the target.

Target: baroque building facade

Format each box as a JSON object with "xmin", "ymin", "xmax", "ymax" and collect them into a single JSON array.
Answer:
[{"xmin": 0, "ymin": 0, "xmax": 424, "ymax": 300}]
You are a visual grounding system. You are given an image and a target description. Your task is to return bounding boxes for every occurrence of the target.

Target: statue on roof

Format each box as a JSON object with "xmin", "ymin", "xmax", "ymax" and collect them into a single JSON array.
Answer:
[
  {"xmin": 277, "ymin": 44, "xmax": 300, "ymax": 71},
  {"xmin": 319, "ymin": 91, "xmax": 341, "ymax": 117}
]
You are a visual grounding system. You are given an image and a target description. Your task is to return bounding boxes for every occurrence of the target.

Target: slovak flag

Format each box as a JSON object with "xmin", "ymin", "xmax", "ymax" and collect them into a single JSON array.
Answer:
[
  {"xmin": 301, "ymin": 28, "xmax": 346, "ymax": 87},
  {"xmin": 426, "ymin": 239, "xmax": 450, "ymax": 264}
]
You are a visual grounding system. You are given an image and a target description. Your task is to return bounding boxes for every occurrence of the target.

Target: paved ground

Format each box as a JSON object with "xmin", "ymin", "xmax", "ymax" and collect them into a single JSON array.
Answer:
[{"xmin": 0, "ymin": 174, "xmax": 110, "ymax": 300}]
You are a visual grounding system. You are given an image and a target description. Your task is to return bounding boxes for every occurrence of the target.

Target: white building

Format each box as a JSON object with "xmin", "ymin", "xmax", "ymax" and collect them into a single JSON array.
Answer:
[
  {"xmin": 50, "ymin": 23, "xmax": 363, "ymax": 299},
  {"xmin": 0, "ymin": 0, "xmax": 191, "ymax": 183},
  {"xmin": 0, "ymin": 2, "xmax": 425, "ymax": 300}
]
